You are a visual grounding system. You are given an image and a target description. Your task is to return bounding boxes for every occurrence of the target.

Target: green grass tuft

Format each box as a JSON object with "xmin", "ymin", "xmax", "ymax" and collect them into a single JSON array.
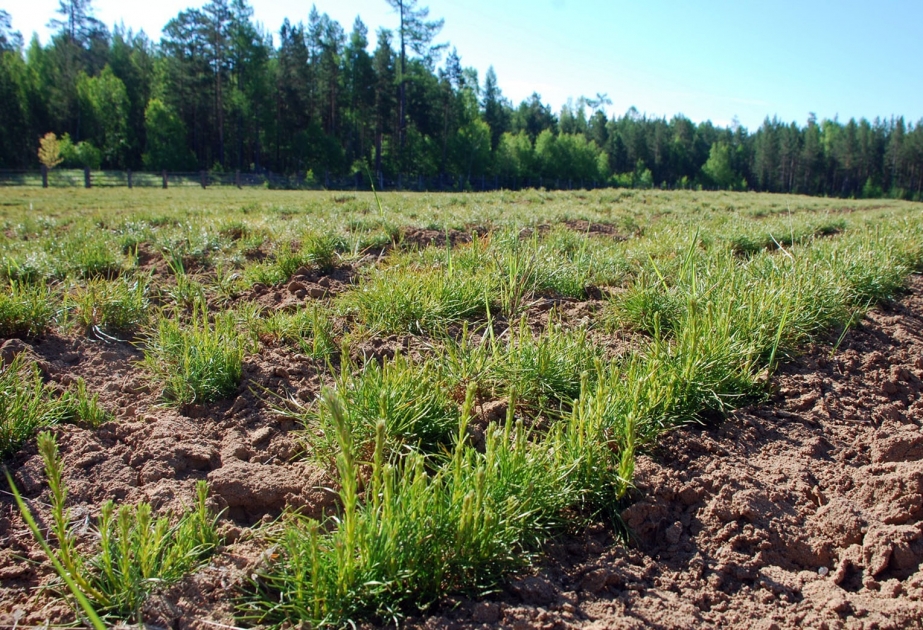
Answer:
[
  {"xmin": 0, "ymin": 357, "xmax": 108, "ymax": 459},
  {"xmin": 143, "ymin": 305, "xmax": 250, "ymax": 404},
  {"xmin": 299, "ymin": 354, "xmax": 458, "ymax": 462}
]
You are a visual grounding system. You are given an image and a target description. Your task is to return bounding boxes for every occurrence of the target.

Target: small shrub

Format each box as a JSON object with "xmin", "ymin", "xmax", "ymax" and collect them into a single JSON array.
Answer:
[
  {"xmin": 56, "ymin": 233, "xmax": 123, "ymax": 280},
  {"xmin": 302, "ymin": 231, "xmax": 342, "ymax": 273},
  {"xmin": 494, "ymin": 321, "xmax": 601, "ymax": 411},
  {"xmin": 607, "ymin": 280, "xmax": 681, "ymax": 336},
  {"xmin": 67, "ymin": 276, "xmax": 150, "ymax": 337},
  {"xmin": 256, "ymin": 304, "xmax": 337, "ymax": 359},
  {"xmin": 343, "ymin": 265, "xmax": 490, "ymax": 333}
]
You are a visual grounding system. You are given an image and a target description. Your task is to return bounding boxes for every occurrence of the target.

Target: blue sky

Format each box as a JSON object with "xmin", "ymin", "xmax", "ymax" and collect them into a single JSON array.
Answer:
[{"xmin": 5, "ymin": 0, "xmax": 922, "ymax": 130}]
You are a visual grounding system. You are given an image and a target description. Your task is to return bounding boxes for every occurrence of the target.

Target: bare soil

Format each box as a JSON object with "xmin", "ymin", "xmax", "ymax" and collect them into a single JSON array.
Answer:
[{"xmin": 2, "ymin": 276, "xmax": 923, "ymax": 629}]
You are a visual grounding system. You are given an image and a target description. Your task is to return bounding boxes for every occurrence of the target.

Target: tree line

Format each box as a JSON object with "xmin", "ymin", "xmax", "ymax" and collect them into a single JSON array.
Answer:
[{"xmin": 1, "ymin": 0, "xmax": 922, "ymax": 199}]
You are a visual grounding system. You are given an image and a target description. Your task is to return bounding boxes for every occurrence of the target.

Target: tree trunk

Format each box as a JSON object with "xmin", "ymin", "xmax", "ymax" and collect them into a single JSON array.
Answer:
[{"xmin": 398, "ymin": 1, "xmax": 406, "ymax": 167}]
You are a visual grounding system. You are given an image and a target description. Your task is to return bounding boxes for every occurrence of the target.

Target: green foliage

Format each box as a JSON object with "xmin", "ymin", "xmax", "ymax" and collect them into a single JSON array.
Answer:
[
  {"xmin": 76, "ymin": 66, "xmax": 130, "ymax": 168},
  {"xmin": 256, "ymin": 304, "xmax": 337, "ymax": 359},
  {"xmin": 244, "ymin": 388, "xmax": 618, "ymax": 627},
  {"xmin": 9, "ymin": 432, "xmax": 219, "ymax": 621},
  {"xmin": 494, "ymin": 131, "xmax": 534, "ymax": 178},
  {"xmin": 49, "ymin": 231, "xmax": 124, "ymax": 280},
  {"xmin": 0, "ymin": 281, "xmax": 54, "ymax": 337},
  {"xmin": 0, "ymin": 356, "xmax": 108, "ymax": 459},
  {"xmin": 66, "ymin": 276, "xmax": 150, "ymax": 336},
  {"xmin": 701, "ymin": 142, "xmax": 744, "ymax": 190},
  {"xmin": 59, "ymin": 133, "xmax": 102, "ymax": 170},
  {"xmin": 496, "ymin": 322, "xmax": 600, "ymax": 409},
  {"xmin": 300, "ymin": 354, "xmax": 458, "ymax": 462},
  {"xmin": 0, "ymin": 356, "xmax": 62, "ymax": 459},
  {"xmin": 343, "ymin": 258, "xmax": 492, "ymax": 333},
  {"xmin": 608, "ymin": 278, "xmax": 681, "ymax": 335},
  {"xmin": 244, "ymin": 234, "xmax": 342, "ymax": 286},
  {"xmin": 142, "ymin": 305, "xmax": 249, "ymax": 404},
  {"xmin": 142, "ymin": 98, "xmax": 196, "ymax": 171},
  {"xmin": 302, "ymin": 231, "xmax": 342, "ymax": 272}
]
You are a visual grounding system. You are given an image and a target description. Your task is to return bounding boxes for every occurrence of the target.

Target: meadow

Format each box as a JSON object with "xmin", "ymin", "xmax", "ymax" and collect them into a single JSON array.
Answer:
[{"xmin": 1, "ymin": 187, "xmax": 921, "ymax": 628}]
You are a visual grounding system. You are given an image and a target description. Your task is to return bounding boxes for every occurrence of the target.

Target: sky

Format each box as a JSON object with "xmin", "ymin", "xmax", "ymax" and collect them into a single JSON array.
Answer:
[{"xmin": 4, "ymin": 0, "xmax": 922, "ymax": 130}]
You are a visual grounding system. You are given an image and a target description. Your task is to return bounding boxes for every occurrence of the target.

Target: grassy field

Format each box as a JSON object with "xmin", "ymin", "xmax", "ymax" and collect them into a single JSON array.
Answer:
[{"xmin": 1, "ymin": 187, "xmax": 921, "ymax": 627}]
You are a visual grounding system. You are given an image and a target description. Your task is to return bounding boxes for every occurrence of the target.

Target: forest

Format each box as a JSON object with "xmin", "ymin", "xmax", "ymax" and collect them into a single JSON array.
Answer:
[{"xmin": 1, "ymin": 0, "xmax": 922, "ymax": 198}]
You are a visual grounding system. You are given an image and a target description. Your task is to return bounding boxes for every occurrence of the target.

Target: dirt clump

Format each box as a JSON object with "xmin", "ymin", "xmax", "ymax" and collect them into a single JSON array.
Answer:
[
  {"xmin": 236, "ymin": 264, "xmax": 356, "ymax": 311},
  {"xmin": 396, "ymin": 226, "xmax": 482, "ymax": 249},
  {"xmin": 563, "ymin": 219, "xmax": 628, "ymax": 239}
]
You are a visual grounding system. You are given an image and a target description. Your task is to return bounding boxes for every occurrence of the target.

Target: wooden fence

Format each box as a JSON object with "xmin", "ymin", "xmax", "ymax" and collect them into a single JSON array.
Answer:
[{"xmin": 0, "ymin": 168, "xmax": 604, "ymax": 193}]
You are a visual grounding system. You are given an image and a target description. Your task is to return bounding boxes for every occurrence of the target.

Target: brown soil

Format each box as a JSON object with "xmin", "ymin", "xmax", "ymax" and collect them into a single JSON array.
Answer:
[
  {"xmin": 237, "ymin": 264, "xmax": 356, "ymax": 312},
  {"xmin": 411, "ymin": 276, "xmax": 923, "ymax": 630},
  {"xmin": 562, "ymin": 220, "xmax": 628, "ymax": 239},
  {"xmin": 397, "ymin": 227, "xmax": 486, "ymax": 250},
  {"xmin": 2, "ymin": 276, "xmax": 923, "ymax": 629},
  {"xmin": 0, "ymin": 332, "xmax": 335, "ymax": 627}
]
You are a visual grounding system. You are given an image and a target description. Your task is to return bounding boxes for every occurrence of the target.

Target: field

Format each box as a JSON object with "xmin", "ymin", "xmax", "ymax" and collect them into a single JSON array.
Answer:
[{"xmin": 1, "ymin": 187, "xmax": 922, "ymax": 629}]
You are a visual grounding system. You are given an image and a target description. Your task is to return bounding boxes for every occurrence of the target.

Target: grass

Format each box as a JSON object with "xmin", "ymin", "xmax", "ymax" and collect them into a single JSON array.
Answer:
[
  {"xmin": 7, "ymin": 431, "xmax": 219, "ymax": 623},
  {"xmin": 439, "ymin": 318, "xmax": 601, "ymax": 414},
  {"xmin": 296, "ymin": 353, "xmax": 458, "ymax": 463},
  {"xmin": 0, "ymin": 281, "xmax": 54, "ymax": 338},
  {"xmin": 342, "ymin": 258, "xmax": 492, "ymax": 333},
  {"xmin": 1, "ymin": 355, "xmax": 109, "ymax": 459},
  {"xmin": 244, "ymin": 386, "xmax": 626, "ymax": 627},
  {"xmin": 255, "ymin": 304, "xmax": 337, "ymax": 359},
  {"xmin": 65, "ymin": 276, "xmax": 150, "ymax": 338},
  {"xmin": 142, "ymin": 303, "xmax": 251, "ymax": 404},
  {"xmin": 243, "ymin": 231, "xmax": 344, "ymax": 287},
  {"xmin": 249, "ymin": 211, "xmax": 923, "ymax": 627},
  {"xmin": 1, "ymin": 188, "xmax": 922, "ymax": 627}
]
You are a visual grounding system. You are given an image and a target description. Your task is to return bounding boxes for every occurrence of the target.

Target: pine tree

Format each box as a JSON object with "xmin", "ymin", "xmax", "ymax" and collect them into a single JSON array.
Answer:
[
  {"xmin": 481, "ymin": 66, "xmax": 509, "ymax": 150},
  {"xmin": 0, "ymin": 10, "xmax": 23, "ymax": 52},
  {"xmin": 383, "ymin": 0, "xmax": 445, "ymax": 169}
]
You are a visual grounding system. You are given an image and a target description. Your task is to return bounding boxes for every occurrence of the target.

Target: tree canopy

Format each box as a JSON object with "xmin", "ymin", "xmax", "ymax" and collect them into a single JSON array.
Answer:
[{"xmin": 0, "ymin": 0, "xmax": 920, "ymax": 199}]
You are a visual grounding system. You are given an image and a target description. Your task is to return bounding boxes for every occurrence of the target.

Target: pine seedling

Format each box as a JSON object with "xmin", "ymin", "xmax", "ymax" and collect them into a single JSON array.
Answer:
[{"xmin": 7, "ymin": 432, "xmax": 219, "ymax": 622}]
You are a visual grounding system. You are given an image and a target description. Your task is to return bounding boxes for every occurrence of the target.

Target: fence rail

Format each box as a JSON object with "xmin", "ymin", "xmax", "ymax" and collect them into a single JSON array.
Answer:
[{"xmin": 0, "ymin": 168, "xmax": 605, "ymax": 193}]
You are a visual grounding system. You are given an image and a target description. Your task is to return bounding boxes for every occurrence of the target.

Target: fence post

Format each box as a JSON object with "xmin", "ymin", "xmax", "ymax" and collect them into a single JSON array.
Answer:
[
  {"xmin": 127, "ymin": 170, "xmax": 133, "ymax": 189},
  {"xmin": 41, "ymin": 165, "xmax": 48, "ymax": 188},
  {"xmin": 84, "ymin": 167, "xmax": 91, "ymax": 189},
  {"xmin": 162, "ymin": 170, "xmax": 168, "ymax": 189},
  {"xmin": 200, "ymin": 170, "xmax": 207, "ymax": 189},
  {"xmin": 235, "ymin": 170, "xmax": 241, "ymax": 189}
]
